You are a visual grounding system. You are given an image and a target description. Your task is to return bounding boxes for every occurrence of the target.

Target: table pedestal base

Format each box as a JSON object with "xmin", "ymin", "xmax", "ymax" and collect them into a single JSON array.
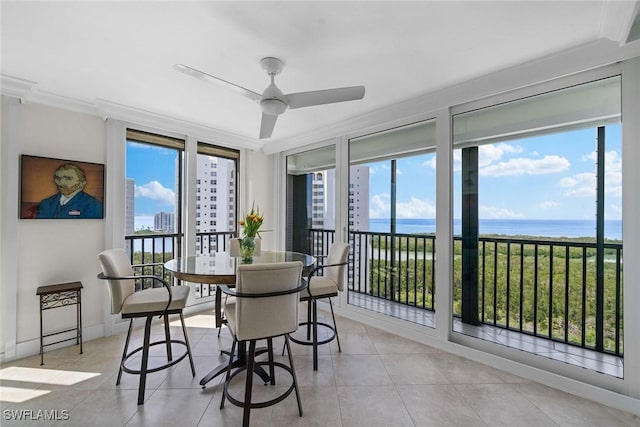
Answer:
[{"xmin": 199, "ymin": 344, "xmax": 270, "ymax": 388}]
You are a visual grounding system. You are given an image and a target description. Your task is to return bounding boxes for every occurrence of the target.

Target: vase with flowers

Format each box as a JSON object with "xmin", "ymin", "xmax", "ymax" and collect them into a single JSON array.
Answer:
[{"xmin": 238, "ymin": 203, "xmax": 264, "ymax": 263}]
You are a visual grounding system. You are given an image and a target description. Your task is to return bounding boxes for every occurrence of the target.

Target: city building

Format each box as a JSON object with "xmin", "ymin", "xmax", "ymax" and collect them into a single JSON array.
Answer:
[
  {"xmin": 154, "ymin": 211, "xmax": 174, "ymax": 233},
  {"xmin": 125, "ymin": 178, "xmax": 134, "ymax": 235},
  {"xmin": 195, "ymin": 155, "xmax": 236, "ymax": 253}
]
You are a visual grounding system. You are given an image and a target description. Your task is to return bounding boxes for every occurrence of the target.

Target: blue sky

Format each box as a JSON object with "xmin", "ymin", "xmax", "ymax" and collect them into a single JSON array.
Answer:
[
  {"xmin": 368, "ymin": 124, "xmax": 622, "ymax": 221},
  {"xmin": 126, "ymin": 123, "xmax": 622, "ymax": 229},
  {"xmin": 126, "ymin": 141, "xmax": 178, "ymax": 228}
]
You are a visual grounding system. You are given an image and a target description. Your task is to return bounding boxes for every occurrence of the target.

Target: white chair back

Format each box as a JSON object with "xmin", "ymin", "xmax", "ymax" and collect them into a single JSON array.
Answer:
[
  {"xmin": 97, "ymin": 248, "xmax": 136, "ymax": 315},
  {"xmin": 325, "ymin": 242, "xmax": 349, "ymax": 291},
  {"xmin": 233, "ymin": 261, "xmax": 303, "ymax": 341}
]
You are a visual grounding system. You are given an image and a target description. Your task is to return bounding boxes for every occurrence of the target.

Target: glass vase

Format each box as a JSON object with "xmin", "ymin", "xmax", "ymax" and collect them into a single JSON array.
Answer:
[{"xmin": 239, "ymin": 236, "xmax": 256, "ymax": 263}]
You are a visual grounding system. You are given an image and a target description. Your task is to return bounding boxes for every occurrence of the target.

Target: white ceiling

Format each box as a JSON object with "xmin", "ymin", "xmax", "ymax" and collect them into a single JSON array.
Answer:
[{"xmin": 2, "ymin": 1, "xmax": 638, "ymax": 150}]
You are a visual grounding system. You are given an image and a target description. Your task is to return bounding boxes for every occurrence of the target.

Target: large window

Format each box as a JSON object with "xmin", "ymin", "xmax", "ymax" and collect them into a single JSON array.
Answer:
[
  {"xmin": 124, "ymin": 131, "xmax": 240, "ymax": 300},
  {"xmin": 124, "ymin": 129, "xmax": 184, "ymax": 279},
  {"xmin": 348, "ymin": 120, "xmax": 437, "ymax": 325},
  {"xmin": 195, "ymin": 143, "xmax": 239, "ymax": 254},
  {"xmin": 286, "ymin": 144, "xmax": 336, "ymax": 258},
  {"xmin": 452, "ymin": 76, "xmax": 623, "ymax": 358}
]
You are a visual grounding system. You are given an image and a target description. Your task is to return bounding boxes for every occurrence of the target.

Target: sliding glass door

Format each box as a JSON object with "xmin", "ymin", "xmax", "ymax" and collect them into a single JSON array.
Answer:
[{"xmin": 348, "ymin": 120, "xmax": 437, "ymax": 326}]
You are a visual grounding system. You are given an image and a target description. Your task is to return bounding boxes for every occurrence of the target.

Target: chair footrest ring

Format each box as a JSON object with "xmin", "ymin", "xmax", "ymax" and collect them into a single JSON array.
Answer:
[
  {"xmin": 121, "ymin": 339, "xmax": 190, "ymax": 375},
  {"xmin": 289, "ymin": 321, "xmax": 336, "ymax": 346},
  {"xmin": 223, "ymin": 361, "xmax": 296, "ymax": 410}
]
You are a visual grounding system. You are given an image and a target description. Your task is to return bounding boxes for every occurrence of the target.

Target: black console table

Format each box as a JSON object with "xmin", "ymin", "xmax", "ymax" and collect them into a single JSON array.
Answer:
[{"xmin": 36, "ymin": 281, "xmax": 83, "ymax": 365}]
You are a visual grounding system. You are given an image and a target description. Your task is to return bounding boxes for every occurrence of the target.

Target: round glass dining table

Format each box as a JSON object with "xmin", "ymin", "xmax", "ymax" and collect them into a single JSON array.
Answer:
[
  {"xmin": 164, "ymin": 250, "xmax": 315, "ymax": 285},
  {"xmin": 163, "ymin": 250, "xmax": 315, "ymax": 388}
]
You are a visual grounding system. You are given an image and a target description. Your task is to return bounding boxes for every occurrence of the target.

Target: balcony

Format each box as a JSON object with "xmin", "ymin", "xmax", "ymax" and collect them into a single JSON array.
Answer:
[
  {"xmin": 309, "ymin": 228, "xmax": 624, "ymax": 378},
  {"xmin": 124, "ymin": 229, "xmax": 624, "ymax": 377}
]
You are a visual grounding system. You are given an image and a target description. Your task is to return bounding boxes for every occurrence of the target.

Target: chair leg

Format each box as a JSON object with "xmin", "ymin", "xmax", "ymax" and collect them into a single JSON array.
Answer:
[
  {"xmin": 163, "ymin": 313, "xmax": 173, "ymax": 361},
  {"xmin": 220, "ymin": 338, "xmax": 237, "ymax": 409},
  {"xmin": 284, "ymin": 334, "xmax": 303, "ymax": 417},
  {"xmin": 216, "ymin": 287, "xmax": 225, "ymax": 338},
  {"xmin": 243, "ymin": 340, "xmax": 257, "ymax": 427},
  {"xmin": 329, "ymin": 298, "xmax": 341, "ymax": 352},
  {"xmin": 138, "ymin": 316, "xmax": 153, "ymax": 405},
  {"xmin": 179, "ymin": 312, "xmax": 196, "ymax": 376},
  {"xmin": 118, "ymin": 319, "xmax": 134, "ymax": 385},
  {"xmin": 306, "ymin": 299, "xmax": 312, "ymax": 340},
  {"xmin": 267, "ymin": 338, "xmax": 275, "ymax": 385},
  {"xmin": 312, "ymin": 299, "xmax": 318, "ymax": 371}
]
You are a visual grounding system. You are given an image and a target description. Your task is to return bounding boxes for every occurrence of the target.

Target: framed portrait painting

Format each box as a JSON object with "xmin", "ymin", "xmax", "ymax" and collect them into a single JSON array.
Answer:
[{"xmin": 20, "ymin": 155, "xmax": 105, "ymax": 219}]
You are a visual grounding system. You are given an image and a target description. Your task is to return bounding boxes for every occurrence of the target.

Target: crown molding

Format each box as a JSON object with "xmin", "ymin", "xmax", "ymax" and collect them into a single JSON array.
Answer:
[
  {"xmin": 4, "ymin": 36, "xmax": 640, "ymax": 157},
  {"xmin": 93, "ymin": 99, "xmax": 262, "ymax": 151},
  {"xmin": 0, "ymin": 74, "xmax": 263, "ymax": 151},
  {"xmin": 0, "ymin": 75, "xmax": 37, "ymax": 101},
  {"xmin": 598, "ymin": 0, "xmax": 640, "ymax": 45}
]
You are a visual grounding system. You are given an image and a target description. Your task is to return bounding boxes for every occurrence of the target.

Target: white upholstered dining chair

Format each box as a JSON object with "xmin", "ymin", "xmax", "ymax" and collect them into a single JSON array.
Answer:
[
  {"xmin": 290, "ymin": 242, "xmax": 349, "ymax": 370},
  {"xmin": 218, "ymin": 261, "xmax": 305, "ymax": 427},
  {"xmin": 97, "ymin": 248, "xmax": 195, "ymax": 405}
]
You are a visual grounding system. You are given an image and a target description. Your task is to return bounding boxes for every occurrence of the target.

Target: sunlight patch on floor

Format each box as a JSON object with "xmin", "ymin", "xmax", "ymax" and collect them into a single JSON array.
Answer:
[
  {"xmin": 0, "ymin": 366, "xmax": 100, "ymax": 386},
  {"xmin": 0, "ymin": 386, "xmax": 50, "ymax": 403},
  {"xmin": 171, "ymin": 313, "xmax": 216, "ymax": 329}
]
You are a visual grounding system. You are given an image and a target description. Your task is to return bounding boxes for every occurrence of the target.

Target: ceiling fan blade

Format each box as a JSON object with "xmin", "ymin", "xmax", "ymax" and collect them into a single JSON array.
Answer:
[
  {"xmin": 283, "ymin": 86, "xmax": 365, "ymax": 110},
  {"xmin": 259, "ymin": 113, "xmax": 278, "ymax": 139},
  {"xmin": 174, "ymin": 64, "xmax": 263, "ymax": 102}
]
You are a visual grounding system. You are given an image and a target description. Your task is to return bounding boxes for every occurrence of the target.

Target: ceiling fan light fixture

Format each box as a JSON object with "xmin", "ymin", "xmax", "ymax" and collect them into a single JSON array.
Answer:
[{"xmin": 260, "ymin": 98, "xmax": 287, "ymax": 115}]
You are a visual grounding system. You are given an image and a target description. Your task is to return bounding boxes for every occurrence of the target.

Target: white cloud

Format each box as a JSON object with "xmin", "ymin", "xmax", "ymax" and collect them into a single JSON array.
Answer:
[
  {"xmin": 539, "ymin": 201, "xmax": 559, "ymax": 209},
  {"xmin": 369, "ymin": 194, "xmax": 435, "ymax": 219},
  {"xmin": 604, "ymin": 150, "xmax": 622, "ymax": 197},
  {"xmin": 423, "ymin": 157, "xmax": 437, "ymax": 169},
  {"xmin": 480, "ymin": 206, "xmax": 524, "ymax": 219},
  {"xmin": 559, "ymin": 172, "xmax": 595, "ymax": 197},
  {"xmin": 449, "ymin": 143, "xmax": 525, "ymax": 173},
  {"xmin": 370, "ymin": 193, "xmax": 390, "ymax": 218},
  {"xmin": 135, "ymin": 181, "xmax": 175, "ymax": 205},
  {"xmin": 452, "ymin": 150, "xmax": 462, "ymax": 172},
  {"xmin": 579, "ymin": 150, "xmax": 621, "ymax": 197},
  {"xmin": 480, "ymin": 155, "xmax": 570, "ymax": 176},
  {"xmin": 479, "ymin": 143, "xmax": 522, "ymax": 167},
  {"xmin": 397, "ymin": 197, "xmax": 435, "ymax": 218}
]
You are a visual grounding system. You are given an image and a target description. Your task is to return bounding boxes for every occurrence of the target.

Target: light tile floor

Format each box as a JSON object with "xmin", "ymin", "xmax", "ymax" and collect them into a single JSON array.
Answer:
[{"xmin": 0, "ymin": 309, "xmax": 637, "ymax": 426}]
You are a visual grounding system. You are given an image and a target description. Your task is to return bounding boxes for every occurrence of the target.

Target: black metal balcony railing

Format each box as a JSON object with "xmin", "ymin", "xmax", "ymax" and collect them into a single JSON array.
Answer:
[
  {"xmin": 307, "ymin": 228, "xmax": 623, "ymax": 357},
  {"xmin": 124, "ymin": 233, "xmax": 180, "ymax": 290},
  {"xmin": 125, "ymin": 229, "xmax": 623, "ymax": 356},
  {"xmin": 125, "ymin": 231, "xmax": 235, "ymax": 299},
  {"xmin": 464, "ymin": 236, "xmax": 623, "ymax": 356}
]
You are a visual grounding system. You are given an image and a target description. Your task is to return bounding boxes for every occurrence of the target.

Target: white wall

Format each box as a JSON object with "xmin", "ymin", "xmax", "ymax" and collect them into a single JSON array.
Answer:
[
  {"xmin": 1, "ymin": 101, "xmax": 107, "ymax": 359},
  {"xmin": 0, "ymin": 103, "xmax": 270, "ymax": 359},
  {"xmin": 242, "ymin": 149, "xmax": 276, "ymax": 250}
]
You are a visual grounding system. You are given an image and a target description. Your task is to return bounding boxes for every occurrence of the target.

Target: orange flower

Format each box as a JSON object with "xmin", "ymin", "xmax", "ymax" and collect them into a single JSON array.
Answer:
[{"xmin": 239, "ymin": 203, "xmax": 263, "ymax": 238}]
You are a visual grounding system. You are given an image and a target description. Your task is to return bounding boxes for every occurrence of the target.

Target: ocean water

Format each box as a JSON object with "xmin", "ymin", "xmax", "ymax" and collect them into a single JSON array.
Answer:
[{"xmin": 369, "ymin": 218, "xmax": 622, "ymax": 240}]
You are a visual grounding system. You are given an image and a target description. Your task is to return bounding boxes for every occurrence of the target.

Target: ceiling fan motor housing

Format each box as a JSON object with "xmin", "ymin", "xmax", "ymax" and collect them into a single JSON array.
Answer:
[{"xmin": 261, "ymin": 98, "xmax": 287, "ymax": 115}]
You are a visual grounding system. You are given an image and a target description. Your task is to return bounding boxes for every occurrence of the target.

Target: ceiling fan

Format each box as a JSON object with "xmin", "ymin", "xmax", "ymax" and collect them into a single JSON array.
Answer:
[{"xmin": 174, "ymin": 57, "xmax": 366, "ymax": 139}]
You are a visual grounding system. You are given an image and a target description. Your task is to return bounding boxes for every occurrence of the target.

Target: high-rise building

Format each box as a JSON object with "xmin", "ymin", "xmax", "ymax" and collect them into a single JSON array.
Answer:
[
  {"xmin": 125, "ymin": 178, "xmax": 135, "ymax": 235},
  {"xmin": 195, "ymin": 155, "xmax": 236, "ymax": 253},
  {"xmin": 310, "ymin": 166, "xmax": 369, "ymax": 288},
  {"xmin": 154, "ymin": 211, "xmax": 175, "ymax": 232},
  {"xmin": 314, "ymin": 166, "xmax": 370, "ymax": 230},
  {"xmin": 347, "ymin": 166, "xmax": 370, "ymax": 231}
]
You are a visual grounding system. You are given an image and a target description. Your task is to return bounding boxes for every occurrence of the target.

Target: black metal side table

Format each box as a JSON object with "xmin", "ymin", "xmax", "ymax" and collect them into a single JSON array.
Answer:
[{"xmin": 36, "ymin": 281, "xmax": 83, "ymax": 365}]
